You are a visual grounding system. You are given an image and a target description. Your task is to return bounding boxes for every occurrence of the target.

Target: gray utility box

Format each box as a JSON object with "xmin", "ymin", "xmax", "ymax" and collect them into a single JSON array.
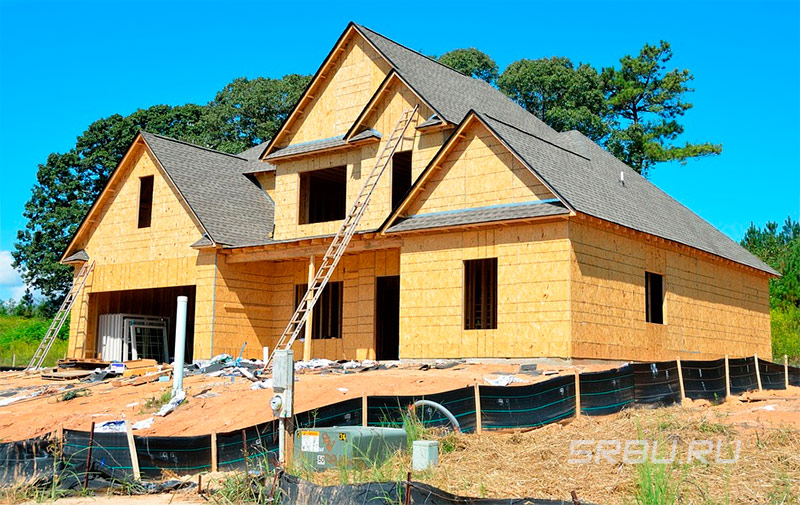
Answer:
[{"xmin": 294, "ymin": 426, "xmax": 407, "ymax": 471}]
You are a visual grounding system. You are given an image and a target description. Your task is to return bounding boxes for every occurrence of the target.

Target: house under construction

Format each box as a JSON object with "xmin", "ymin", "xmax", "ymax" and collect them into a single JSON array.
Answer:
[{"xmin": 60, "ymin": 23, "xmax": 777, "ymax": 364}]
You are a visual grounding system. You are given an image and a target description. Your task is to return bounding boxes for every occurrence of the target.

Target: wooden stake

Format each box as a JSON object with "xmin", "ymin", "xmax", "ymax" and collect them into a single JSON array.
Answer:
[
  {"xmin": 83, "ymin": 421, "xmax": 95, "ymax": 490},
  {"xmin": 303, "ymin": 255, "xmax": 315, "ymax": 362},
  {"xmin": 362, "ymin": 392, "xmax": 368, "ymax": 427},
  {"xmin": 474, "ymin": 383, "xmax": 483, "ymax": 434},
  {"xmin": 241, "ymin": 429, "xmax": 248, "ymax": 466},
  {"xmin": 57, "ymin": 425, "xmax": 64, "ymax": 460},
  {"xmin": 574, "ymin": 370, "xmax": 581, "ymax": 418},
  {"xmin": 125, "ymin": 421, "xmax": 141, "ymax": 481},
  {"xmin": 785, "ymin": 355, "xmax": 790, "ymax": 390},
  {"xmin": 676, "ymin": 357, "xmax": 686, "ymax": 403},
  {"xmin": 211, "ymin": 432, "xmax": 218, "ymax": 472},
  {"xmin": 754, "ymin": 354, "xmax": 763, "ymax": 391},
  {"xmin": 724, "ymin": 355, "xmax": 731, "ymax": 399}
]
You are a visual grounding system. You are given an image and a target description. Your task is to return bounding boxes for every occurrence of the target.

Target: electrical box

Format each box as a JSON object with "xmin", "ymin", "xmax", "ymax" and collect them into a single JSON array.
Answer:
[
  {"xmin": 294, "ymin": 426, "xmax": 407, "ymax": 471},
  {"xmin": 271, "ymin": 349, "xmax": 294, "ymax": 418}
]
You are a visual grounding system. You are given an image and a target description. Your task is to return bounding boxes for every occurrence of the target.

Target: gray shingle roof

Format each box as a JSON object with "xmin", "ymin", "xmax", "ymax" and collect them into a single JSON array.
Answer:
[
  {"xmin": 386, "ymin": 200, "xmax": 569, "ymax": 233},
  {"xmin": 477, "ymin": 115, "xmax": 777, "ymax": 275},
  {"xmin": 142, "ymin": 132, "xmax": 275, "ymax": 247},
  {"xmin": 238, "ymin": 143, "xmax": 267, "ymax": 161},
  {"xmin": 63, "ymin": 249, "xmax": 89, "ymax": 263}
]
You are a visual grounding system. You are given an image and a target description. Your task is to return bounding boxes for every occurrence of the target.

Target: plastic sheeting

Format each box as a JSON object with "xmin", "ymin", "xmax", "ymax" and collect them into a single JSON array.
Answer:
[
  {"xmin": 277, "ymin": 471, "xmax": 587, "ymax": 504},
  {"xmin": 62, "ymin": 430, "xmax": 135, "ymax": 482},
  {"xmin": 632, "ymin": 361, "xmax": 681, "ymax": 405},
  {"xmin": 680, "ymin": 359, "xmax": 727, "ymax": 401},
  {"xmin": 135, "ymin": 435, "xmax": 212, "ymax": 477},
  {"xmin": 579, "ymin": 365, "xmax": 634, "ymax": 416},
  {"xmin": 296, "ymin": 398, "xmax": 362, "ymax": 430},
  {"xmin": 368, "ymin": 387, "xmax": 478, "ymax": 433},
  {"xmin": 216, "ymin": 422, "xmax": 278, "ymax": 472},
  {"xmin": 0, "ymin": 435, "xmax": 54, "ymax": 487},
  {"xmin": 480, "ymin": 375, "xmax": 575, "ymax": 429},
  {"xmin": 728, "ymin": 358, "xmax": 759, "ymax": 394},
  {"xmin": 790, "ymin": 364, "xmax": 800, "ymax": 387}
]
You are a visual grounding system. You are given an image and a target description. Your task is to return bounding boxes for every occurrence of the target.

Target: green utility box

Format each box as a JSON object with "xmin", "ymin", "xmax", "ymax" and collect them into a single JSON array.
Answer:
[{"xmin": 294, "ymin": 426, "xmax": 407, "ymax": 471}]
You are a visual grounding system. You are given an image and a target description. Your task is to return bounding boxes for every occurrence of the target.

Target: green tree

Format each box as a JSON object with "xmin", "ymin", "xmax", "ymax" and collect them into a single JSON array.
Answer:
[
  {"xmin": 601, "ymin": 41, "xmax": 722, "ymax": 175},
  {"xmin": 437, "ymin": 48, "xmax": 499, "ymax": 84},
  {"xmin": 498, "ymin": 57, "xmax": 607, "ymax": 141},
  {"xmin": 199, "ymin": 74, "xmax": 311, "ymax": 153}
]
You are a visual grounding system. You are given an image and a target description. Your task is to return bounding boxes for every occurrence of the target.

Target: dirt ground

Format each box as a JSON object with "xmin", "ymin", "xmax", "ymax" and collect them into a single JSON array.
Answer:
[{"xmin": 0, "ymin": 360, "xmax": 592, "ymax": 440}]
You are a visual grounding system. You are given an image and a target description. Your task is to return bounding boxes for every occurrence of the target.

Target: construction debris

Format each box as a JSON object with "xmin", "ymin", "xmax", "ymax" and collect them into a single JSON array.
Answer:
[
  {"xmin": 484, "ymin": 375, "xmax": 528, "ymax": 386},
  {"xmin": 155, "ymin": 389, "xmax": 185, "ymax": 417}
]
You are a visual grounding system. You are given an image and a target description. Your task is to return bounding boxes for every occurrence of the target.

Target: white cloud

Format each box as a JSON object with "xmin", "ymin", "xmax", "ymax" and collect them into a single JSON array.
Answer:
[{"xmin": 0, "ymin": 251, "xmax": 25, "ymax": 301}]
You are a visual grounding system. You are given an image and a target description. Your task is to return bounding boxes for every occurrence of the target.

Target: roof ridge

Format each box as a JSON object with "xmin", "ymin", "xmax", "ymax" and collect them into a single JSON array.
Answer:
[
  {"xmin": 141, "ymin": 131, "xmax": 249, "ymax": 161},
  {"xmin": 354, "ymin": 24, "xmax": 481, "ymax": 82},
  {"xmin": 481, "ymin": 113, "xmax": 590, "ymax": 161}
]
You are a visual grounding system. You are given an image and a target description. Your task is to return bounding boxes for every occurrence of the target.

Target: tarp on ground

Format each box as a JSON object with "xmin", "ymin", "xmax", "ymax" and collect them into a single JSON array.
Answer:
[
  {"xmin": 480, "ymin": 375, "xmax": 576, "ymax": 429},
  {"xmin": 578, "ymin": 365, "xmax": 635, "ymax": 416},
  {"xmin": 367, "ymin": 387, "xmax": 478, "ymax": 433},
  {"xmin": 728, "ymin": 357, "xmax": 759, "ymax": 394},
  {"xmin": 757, "ymin": 358, "xmax": 787, "ymax": 390},
  {"xmin": 0, "ymin": 435, "xmax": 55, "ymax": 487},
  {"xmin": 216, "ymin": 421, "xmax": 278, "ymax": 472},
  {"xmin": 680, "ymin": 359, "xmax": 727, "ymax": 401},
  {"xmin": 277, "ymin": 471, "xmax": 589, "ymax": 504},
  {"xmin": 632, "ymin": 361, "xmax": 681, "ymax": 405}
]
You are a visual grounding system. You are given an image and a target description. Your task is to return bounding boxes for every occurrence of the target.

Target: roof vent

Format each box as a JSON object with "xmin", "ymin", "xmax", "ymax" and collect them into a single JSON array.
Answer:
[{"xmin": 619, "ymin": 171, "xmax": 625, "ymax": 187}]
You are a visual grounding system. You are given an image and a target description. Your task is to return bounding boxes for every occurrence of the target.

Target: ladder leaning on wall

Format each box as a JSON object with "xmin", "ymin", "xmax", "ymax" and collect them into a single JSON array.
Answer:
[
  {"xmin": 265, "ymin": 105, "xmax": 419, "ymax": 369},
  {"xmin": 26, "ymin": 260, "xmax": 95, "ymax": 370}
]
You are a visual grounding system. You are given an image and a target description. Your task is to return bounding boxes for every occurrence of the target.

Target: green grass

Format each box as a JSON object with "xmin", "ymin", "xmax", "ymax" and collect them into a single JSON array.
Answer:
[{"xmin": 0, "ymin": 314, "xmax": 69, "ymax": 367}]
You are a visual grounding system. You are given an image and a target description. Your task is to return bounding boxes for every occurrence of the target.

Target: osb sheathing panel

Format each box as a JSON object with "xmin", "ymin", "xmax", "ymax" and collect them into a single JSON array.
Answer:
[
  {"xmin": 272, "ymin": 82, "xmax": 437, "ymax": 241},
  {"xmin": 67, "ymin": 146, "xmax": 213, "ymax": 358},
  {"xmin": 569, "ymin": 219, "xmax": 771, "ymax": 361},
  {"xmin": 405, "ymin": 120, "xmax": 555, "ymax": 216},
  {"xmin": 399, "ymin": 222, "xmax": 571, "ymax": 359},
  {"xmin": 278, "ymin": 34, "xmax": 391, "ymax": 148},
  {"xmin": 212, "ymin": 249, "xmax": 400, "ymax": 361}
]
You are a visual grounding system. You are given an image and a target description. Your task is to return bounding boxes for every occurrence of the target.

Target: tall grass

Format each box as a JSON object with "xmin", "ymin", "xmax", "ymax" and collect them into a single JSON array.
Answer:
[{"xmin": 0, "ymin": 314, "xmax": 68, "ymax": 367}]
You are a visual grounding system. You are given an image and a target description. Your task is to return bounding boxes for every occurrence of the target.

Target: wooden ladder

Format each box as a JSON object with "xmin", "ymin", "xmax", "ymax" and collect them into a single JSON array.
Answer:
[
  {"xmin": 26, "ymin": 260, "xmax": 95, "ymax": 370},
  {"xmin": 266, "ymin": 105, "xmax": 419, "ymax": 368}
]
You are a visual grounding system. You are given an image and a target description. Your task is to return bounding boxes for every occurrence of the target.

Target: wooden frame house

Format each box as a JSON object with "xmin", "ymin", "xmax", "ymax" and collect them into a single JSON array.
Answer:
[{"xmin": 61, "ymin": 23, "xmax": 777, "ymax": 364}]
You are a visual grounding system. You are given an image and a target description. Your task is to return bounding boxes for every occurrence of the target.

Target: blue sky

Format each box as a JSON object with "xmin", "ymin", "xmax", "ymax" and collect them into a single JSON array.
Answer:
[{"xmin": 0, "ymin": 0, "xmax": 798, "ymax": 300}]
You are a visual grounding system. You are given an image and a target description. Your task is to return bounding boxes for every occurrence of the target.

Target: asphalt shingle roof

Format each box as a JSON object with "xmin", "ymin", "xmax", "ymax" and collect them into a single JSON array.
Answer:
[
  {"xmin": 386, "ymin": 200, "xmax": 569, "ymax": 233},
  {"xmin": 142, "ymin": 132, "xmax": 275, "ymax": 246}
]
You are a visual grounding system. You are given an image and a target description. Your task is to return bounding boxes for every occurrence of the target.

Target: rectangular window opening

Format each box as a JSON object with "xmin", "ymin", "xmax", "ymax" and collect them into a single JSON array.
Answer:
[
  {"xmin": 645, "ymin": 272, "xmax": 665, "ymax": 324},
  {"xmin": 391, "ymin": 150, "xmax": 413, "ymax": 209},
  {"xmin": 299, "ymin": 166, "xmax": 347, "ymax": 224},
  {"xmin": 138, "ymin": 175, "xmax": 154, "ymax": 229},
  {"xmin": 464, "ymin": 258, "xmax": 498, "ymax": 330},
  {"xmin": 294, "ymin": 281, "xmax": 343, "ymax": 339}
]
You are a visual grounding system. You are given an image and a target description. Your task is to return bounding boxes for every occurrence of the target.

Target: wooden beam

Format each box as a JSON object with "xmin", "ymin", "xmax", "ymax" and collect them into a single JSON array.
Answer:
[
  {"xmin": 725, "ymin": 354, "xmax": 731, "ymax": 399},
  {"xmin": 226, "ymin": 237, "xmax": 404, "ymax": 263},
  {"xmin": 473, "ymin": 383, "xmax": 482, "ymax": 434},
  {"xmin": 676, "ymin": 356, "xmax": 686, "ymax": 403},
  {"xmin": 754, "ymin": 354, "xmax": 763, "ymax": 391},
  {"xmin": 125, "ymin": 421, "xmax": 141, "ymax": 481}
]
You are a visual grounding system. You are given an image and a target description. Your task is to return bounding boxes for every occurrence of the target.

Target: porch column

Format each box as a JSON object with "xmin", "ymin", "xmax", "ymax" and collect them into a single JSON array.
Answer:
[{"xmin": 303, "ymin": 255, "xmax": 315, "ymax": 362}]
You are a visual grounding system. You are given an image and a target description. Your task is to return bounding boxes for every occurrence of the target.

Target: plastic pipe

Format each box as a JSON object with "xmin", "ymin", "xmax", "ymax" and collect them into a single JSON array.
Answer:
[
  {"xmin": 173, "ymin": 296, "xmax": 188, "ymax": 393},
  {"xmin": 409, "ymin": 400, "xmax": 461, "ymax": 433}
]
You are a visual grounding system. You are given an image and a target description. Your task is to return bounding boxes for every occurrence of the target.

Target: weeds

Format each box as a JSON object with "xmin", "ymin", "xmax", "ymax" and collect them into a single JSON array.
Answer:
[
  {"xmin": 140, "ymin": 390, "xmax": 173, "ymax": 414},
  {"xmin": 633, "ymin": 460, "xmax": 683, "ymax": 505}
]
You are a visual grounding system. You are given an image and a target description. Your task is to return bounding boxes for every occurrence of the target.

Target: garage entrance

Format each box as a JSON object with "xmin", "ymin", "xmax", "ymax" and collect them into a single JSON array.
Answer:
[{"xmin": 93, "ymin": 285, "xmax": 195, "ymax": 363}]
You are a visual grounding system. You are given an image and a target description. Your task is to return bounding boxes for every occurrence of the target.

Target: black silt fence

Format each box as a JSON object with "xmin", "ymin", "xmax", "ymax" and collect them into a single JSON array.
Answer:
[
  {"xmin": 62, "ymin": 430, "xmax": 134, "ymax": 482},
  {"xmin": 367, "ymin": 387, "xmax": 478, "ymax": 433},
  {"xmin": 480, "ymin": 375, "xmax": 576, "ymax": 429},
  {"xmin": 789, "ymin": 364, "xmax": 800, "ymax": 387},
  {"xmin": 632, "ymin": 361, "xmax": 681, "ymax": 405},
  {"xmin": 728, "ymin": 357, "xmax": 759, "ymax": 394},
  {"xmin": 680, "ymin": 359, "xmax": 727, "ymax": 401},
  {"xmin": 757, "ymin": 358, "xmax": 787, "ymax": 390},
  {"xmin": 216, "ymin": 422, "xmax": 278, "ymax": 472},
  {"xmin": 296, "ymin": 398, "xmax": 362, "ymax": 430},
  {"xmin": 579, "ymin": 365, "xmax": 635, "ymax": 416},
  {"xmin": 0, "ymin": 435, "xmax": 55, "ymax": 486},
  {"xmin": 135, "ymin": 434, "xmax": 212, "ymax": 477}
]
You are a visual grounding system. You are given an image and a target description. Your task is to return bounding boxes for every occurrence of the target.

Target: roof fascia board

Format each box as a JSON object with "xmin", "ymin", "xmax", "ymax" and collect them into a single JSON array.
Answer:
[
  {"xmin": 343, "ymin": 71, "xmax": 440, "ymax": 141},
  {"xmin": 262, "ymin": 23, "xmax": 361, "ymax": 158},
  {"xmin": 380, "ymin": 111, "xmax": 573, "ymax": 232},
  {"xmin": 266, "ymin": 135, "xmax": 380, "ymax": 163}
]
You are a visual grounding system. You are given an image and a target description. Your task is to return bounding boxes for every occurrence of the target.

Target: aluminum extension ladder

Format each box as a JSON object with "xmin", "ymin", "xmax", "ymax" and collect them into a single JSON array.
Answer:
[
  {"xmin": 266, "ymin": 105, "xmax": 419, "ymax": 368},
  {"xmin": 26, "ymin": 260, "xmax": 95, "ymax": 370}
]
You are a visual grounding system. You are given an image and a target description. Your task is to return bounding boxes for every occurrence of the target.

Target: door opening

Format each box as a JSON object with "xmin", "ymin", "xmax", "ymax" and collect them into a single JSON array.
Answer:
[{"xmin": 375, "ymin": 276, "xmax": 400, "ymax": 361}]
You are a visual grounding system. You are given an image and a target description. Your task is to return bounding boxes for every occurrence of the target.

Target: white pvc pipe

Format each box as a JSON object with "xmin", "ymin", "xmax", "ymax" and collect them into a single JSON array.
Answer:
[{"xmin": 173, "ymin": 296, "xmax": 188, "ymax": 393}]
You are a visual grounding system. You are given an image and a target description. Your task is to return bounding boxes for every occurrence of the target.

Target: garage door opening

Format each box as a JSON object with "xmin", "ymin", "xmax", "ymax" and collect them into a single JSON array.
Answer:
[{"xmin": 93, "ymin": 286, "xmax": 195, "ymax": 363}]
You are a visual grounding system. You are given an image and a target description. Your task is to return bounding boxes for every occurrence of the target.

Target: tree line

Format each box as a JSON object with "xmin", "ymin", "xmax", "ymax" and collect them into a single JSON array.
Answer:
[{"xmin": 13, "ymin": 40, "xmax": 721, "ymax": 308}]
